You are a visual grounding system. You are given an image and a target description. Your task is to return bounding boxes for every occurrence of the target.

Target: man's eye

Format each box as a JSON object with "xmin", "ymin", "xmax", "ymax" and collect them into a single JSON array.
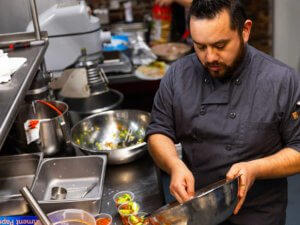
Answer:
[
  {"xmin": 215, "ymin": 43, "xmax": 226, "ymax": 49},
  {"xmin": 197, "ymin": 45, "xmax": 206, "ymax": 50}
]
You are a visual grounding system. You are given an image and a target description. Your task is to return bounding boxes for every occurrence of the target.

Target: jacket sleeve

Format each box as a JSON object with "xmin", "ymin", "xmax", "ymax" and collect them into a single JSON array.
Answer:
[
  {"xmin": 280, "ymin": 69, "xmax": 300, "ymax": 152},
  {"xmin": 146, "ymin": 65, "xmax": 177, "ymax": 143}
]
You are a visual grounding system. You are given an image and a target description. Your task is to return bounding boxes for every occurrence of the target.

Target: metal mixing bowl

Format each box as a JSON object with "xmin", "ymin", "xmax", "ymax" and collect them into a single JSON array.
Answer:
[
  {"xmin": 149, "ymin": 177, "xmax": 239, "ymax": 225},
  {"xmin": 71, "ymin": 110, "xmax": 150, "ymax": 165}
]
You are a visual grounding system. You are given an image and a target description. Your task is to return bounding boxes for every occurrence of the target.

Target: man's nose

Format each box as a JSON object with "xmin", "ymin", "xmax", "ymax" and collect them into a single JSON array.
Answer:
[{"xmin": 206, "ymin": 47, "xmax": 219, "ymax": 63}]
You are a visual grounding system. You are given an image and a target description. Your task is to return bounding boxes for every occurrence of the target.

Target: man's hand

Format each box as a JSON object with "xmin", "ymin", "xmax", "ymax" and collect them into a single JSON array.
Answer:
[
  {"xmin": 169, "ymin": 161, "xmax": 195, "ymax": 203},
  {"xmin": 226, "ymin": 161, "xmax": 258, "ymax": 215}
]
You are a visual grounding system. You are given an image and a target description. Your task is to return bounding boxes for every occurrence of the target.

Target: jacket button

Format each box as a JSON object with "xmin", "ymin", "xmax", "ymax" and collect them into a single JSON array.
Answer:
[
  {"xmin": 225, "ymin": 145, "xmax": 232, "ymax": 151},
  {"xmin": 229, "ymin": 112, "xmax": 236, "ymax": 119},
  {"xmin": 199, "ymin": 106, "xmax": 207, "ymax": 115},
  {"xmin": 204, "ymin": 78, "xmax": 210, "ymax": 84},
  {"xmin": 235, "ymin": 79, "xmax": 241, "ymax": 85}
]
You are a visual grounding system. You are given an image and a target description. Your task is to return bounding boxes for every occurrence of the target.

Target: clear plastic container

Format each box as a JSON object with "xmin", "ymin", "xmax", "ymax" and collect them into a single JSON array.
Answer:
[
  {"xmin": 113, "ymin": 191, "xmax": 135, "ymax": 207},
  {"xmin": 95, "ymin": 213, "xmax": 112, "ymax": 225},
  {"xmin": 118, "ymin": 202, "xmax": 140, "ymax": 225},
  {"xmin": 127, "ymin": 212, "xmax": 150, "ymax": 225},
  {"xmin": 34, "ymin": 209, "xmax": 96, "ymax": 225}
]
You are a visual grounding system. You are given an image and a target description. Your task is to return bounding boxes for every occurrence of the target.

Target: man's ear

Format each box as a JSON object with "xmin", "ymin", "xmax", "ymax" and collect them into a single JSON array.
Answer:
[{"xmin": 242, "ymin": 19, "xmax": 252, "ymax": 43}]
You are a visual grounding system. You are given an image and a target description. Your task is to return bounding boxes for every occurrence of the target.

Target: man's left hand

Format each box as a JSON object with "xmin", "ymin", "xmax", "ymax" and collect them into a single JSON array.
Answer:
[{"xmin": 226, "ymin": 161, "xmax": 258, "ymax": 215}]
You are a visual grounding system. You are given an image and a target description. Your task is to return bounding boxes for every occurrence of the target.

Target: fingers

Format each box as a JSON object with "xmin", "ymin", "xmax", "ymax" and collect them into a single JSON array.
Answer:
[
  {"xmin": 234, "ymin": 193, "xmax": 247, "ymax": 215},
  {"xmin": 186, "ymin": 175, "xmax": 195, "ymax": 199},
  {"xmin": 226, "ymin": 164, "xmax": 241, "ymax": 181},
  {"xmin": 169, "ymin": 169, "xmax": 195, "ymax": 203},
  {"xmin": 170, "ymin": 184, "xmax": 190, "ymax": 203},
  {"xmin": 234, "ymin": 174, "xmax": 247, "ymax": 214}
]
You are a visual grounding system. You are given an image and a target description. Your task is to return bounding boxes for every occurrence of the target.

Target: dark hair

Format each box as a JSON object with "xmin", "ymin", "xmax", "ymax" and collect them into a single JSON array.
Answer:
[{"xmin": 189, "ymin": 0, "xmax": 247, "ymax": 34}]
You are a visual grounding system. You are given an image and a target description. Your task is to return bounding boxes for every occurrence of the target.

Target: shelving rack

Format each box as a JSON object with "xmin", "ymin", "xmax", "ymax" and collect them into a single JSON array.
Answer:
[{"xmin": 0, "ymin": 0, "xmax": 48, "ymax": 150}]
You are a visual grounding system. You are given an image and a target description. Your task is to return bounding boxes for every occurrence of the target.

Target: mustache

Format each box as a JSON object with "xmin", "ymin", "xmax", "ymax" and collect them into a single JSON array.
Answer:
[{"xmin": 205, "ymin": 62, "xmax": 226, "ymax": 67}]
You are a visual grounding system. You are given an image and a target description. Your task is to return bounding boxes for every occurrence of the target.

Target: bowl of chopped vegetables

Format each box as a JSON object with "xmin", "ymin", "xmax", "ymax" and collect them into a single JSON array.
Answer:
[{"xmin": 71, "ymin": 110, "xmax": 150, "ymax": 165}]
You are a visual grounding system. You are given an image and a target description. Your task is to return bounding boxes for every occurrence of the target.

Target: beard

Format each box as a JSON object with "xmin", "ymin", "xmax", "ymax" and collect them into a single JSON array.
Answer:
[{"xmin": 204, "ymin": 38, "xmax": 246, "ymax": 80}]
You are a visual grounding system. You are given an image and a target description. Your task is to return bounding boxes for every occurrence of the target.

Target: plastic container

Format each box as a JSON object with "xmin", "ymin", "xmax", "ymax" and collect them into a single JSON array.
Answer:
[
  {"xmin": 95, "ymin": 213, "xmax": 112, "ymax": 225},
  {"xmin": 34, "ymin": 209, "xmax": 96, "ymax": 225},
  {"xmin": 118, "ymin": 202, "xmax": 140, "ymax": 225},
  {"xmin": 150, "ymin": 4, "xmax": 172, "ymax": 45},
  {"xmin": 113, "ymin": 191, "xmax": 135, "ymax": 207},
  {"xmin": 128, "ymin": 212, "xmax": 150, "ymax": 225}
]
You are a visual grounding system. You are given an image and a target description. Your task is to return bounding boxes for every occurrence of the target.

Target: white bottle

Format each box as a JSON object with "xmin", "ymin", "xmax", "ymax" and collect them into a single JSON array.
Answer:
[{"xmin": 124, "ymin": 1, "xmax": 133, "ymax": 23}]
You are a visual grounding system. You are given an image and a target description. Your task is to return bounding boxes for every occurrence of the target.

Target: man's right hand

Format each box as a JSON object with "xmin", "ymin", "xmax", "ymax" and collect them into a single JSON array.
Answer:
[{"xmin": 169, "ymin": 160, "xmax": 195, "ymax": 203}]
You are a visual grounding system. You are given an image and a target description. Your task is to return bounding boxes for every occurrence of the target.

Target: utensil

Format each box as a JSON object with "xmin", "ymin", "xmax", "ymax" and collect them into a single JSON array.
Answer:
[
  {"xmin": 20, "ymin": 186, "xmax": 53, "ymax": 225},
  {"xmin": 81, "ymin": 183, "xmax": 97, "ymax": 198},
  {"xmin": 71, "ymin": 110, "xmax": 150, "ymax": 165},
  {"xmin": 123, "ymin": 127, "xmax": 133, "ymax": 147},
  {"xmin": 51, "ymin": 187, "xmax": 67, "ymax": 200},
  {"xmin": 148, "ymin": 177, "xmax": 239, "ymax": 225},
  {"xmin": 51, "ymin": 182, "xmax": 98, "ymax": 200}
]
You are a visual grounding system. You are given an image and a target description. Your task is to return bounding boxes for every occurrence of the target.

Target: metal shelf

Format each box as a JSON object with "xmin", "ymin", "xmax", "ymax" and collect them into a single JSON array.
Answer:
[{"xmin": 0, "ymin": 38, "xmax": 48, "ymax": 149}]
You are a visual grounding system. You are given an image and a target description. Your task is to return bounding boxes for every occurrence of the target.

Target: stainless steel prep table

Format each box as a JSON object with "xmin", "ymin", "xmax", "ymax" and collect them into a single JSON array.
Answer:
[
  {"xmin": 100, "ymin": 153, "xmax": 165, "ymax": 224},
  {"xmin": 0, "ymin": 32, "xmax": 48, "ymax": 150}
]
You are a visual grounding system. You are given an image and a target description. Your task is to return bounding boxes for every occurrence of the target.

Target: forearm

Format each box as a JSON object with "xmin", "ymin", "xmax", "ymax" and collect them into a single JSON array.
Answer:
[
  {"xmin": 147, "ymin": 133, "xmax": 183, "ymax": 174},
  {"xmin": 250, "ymin": 147, "xmax": 300, "ymax": 179}
]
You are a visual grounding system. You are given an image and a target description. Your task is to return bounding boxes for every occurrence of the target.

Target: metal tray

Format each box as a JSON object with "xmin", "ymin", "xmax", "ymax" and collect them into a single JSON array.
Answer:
[
  {"xmin": 31, "ymin": 155, "xmax": 107, "ymax": 214},
  {"xmin": 0, "ymin": 153, "xmax": 43, "ymax": 216}
]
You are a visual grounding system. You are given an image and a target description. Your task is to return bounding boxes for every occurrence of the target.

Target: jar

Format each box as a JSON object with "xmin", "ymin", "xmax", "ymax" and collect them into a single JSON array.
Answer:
[{"xmin": 150, "ymin": 4, "xmax": 172, "ymax": 45}]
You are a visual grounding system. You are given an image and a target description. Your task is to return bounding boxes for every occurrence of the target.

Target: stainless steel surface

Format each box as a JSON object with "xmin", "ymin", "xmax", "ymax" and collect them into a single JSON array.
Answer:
[
  {"xmin": 29, "ymin": 0, "xmax": 41, "ymax": 40},
  {"xmin": 20, "ymin": 186, "xmax": 52, "ymax": 225},
  {"xmin": 0, "ymin": 39, "xmax": 48, "ymax": 150},
  {"xmin": 97, "ymin": 153, "xmax": 164, "ymax": 224},
  {"xmin": 149, "ymin": 178, "xmax": 239, "ymax": 225},
  {"xmin": 31, "ymin": 155, "xmax": 107, "ymax": 214},
  {"xmin": 13, "ymin": 100, "xmax": 71, "ymax": 156},
  {"xmin": 0, "ymin": 32, "xmax": 48, "ymax": 47},
  {"xmin": 71, "ymin": 110, "xmax": 150, "ymax": 165},
  {"xmin": 0, "ymin": 153, "xmax": 43, "ymax": 216}
]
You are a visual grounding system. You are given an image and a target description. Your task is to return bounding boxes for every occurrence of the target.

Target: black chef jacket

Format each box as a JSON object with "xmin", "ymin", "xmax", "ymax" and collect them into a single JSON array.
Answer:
[{"xmin": 146, "ymin": 45, "xmax": 300, "ymax": 225}]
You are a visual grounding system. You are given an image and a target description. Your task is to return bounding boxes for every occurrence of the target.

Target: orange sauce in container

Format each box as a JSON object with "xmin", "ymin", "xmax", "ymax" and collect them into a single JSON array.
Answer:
[{"xmin": 96, "ymin": 217, "xmax": 111, "ymax": 225}]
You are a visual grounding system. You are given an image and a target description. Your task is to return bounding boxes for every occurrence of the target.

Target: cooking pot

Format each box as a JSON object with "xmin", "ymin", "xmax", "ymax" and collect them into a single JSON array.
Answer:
[{"xmin": 13, "ymin": 100, "xmax": 71, "ymax": 156}]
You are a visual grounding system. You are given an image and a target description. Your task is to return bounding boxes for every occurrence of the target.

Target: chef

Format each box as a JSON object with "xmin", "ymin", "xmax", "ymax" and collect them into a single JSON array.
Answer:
[{"xmin": 146, "ymin": 0, "xmax": 300, "ymax": 224}]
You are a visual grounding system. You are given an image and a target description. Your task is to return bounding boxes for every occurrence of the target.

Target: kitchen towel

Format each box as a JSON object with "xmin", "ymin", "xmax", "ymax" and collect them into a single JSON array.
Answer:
[{"xmin": 0, "ymin": 49, "xmax": 27, "ymax": 83}]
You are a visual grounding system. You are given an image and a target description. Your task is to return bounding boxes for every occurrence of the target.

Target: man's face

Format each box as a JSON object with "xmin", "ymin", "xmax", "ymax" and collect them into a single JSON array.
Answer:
[{"xmin": 190, "ymin": 9, "xmax": 250, "ymax": 79}]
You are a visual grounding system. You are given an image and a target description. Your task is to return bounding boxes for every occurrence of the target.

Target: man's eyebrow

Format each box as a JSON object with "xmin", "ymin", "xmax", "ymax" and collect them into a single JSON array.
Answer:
[{"xmin": 193, "ymin": 39, "xmax": 230, "ymax": 46}]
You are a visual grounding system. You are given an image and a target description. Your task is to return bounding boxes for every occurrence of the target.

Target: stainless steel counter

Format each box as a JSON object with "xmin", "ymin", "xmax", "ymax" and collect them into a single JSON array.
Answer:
[
  {"xmin": 100, "ymin": 153, "xmax": 165, "ymax": 225},
  {"xmin": 0, "ymin": 40, "xmax": 48, "ymax": 149}
]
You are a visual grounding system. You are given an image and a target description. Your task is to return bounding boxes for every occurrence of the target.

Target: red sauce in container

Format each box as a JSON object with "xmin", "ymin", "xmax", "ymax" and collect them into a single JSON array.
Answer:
[{"xmin": 96, "ymin": 217, "xmax": 111, "ymax": 225}]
